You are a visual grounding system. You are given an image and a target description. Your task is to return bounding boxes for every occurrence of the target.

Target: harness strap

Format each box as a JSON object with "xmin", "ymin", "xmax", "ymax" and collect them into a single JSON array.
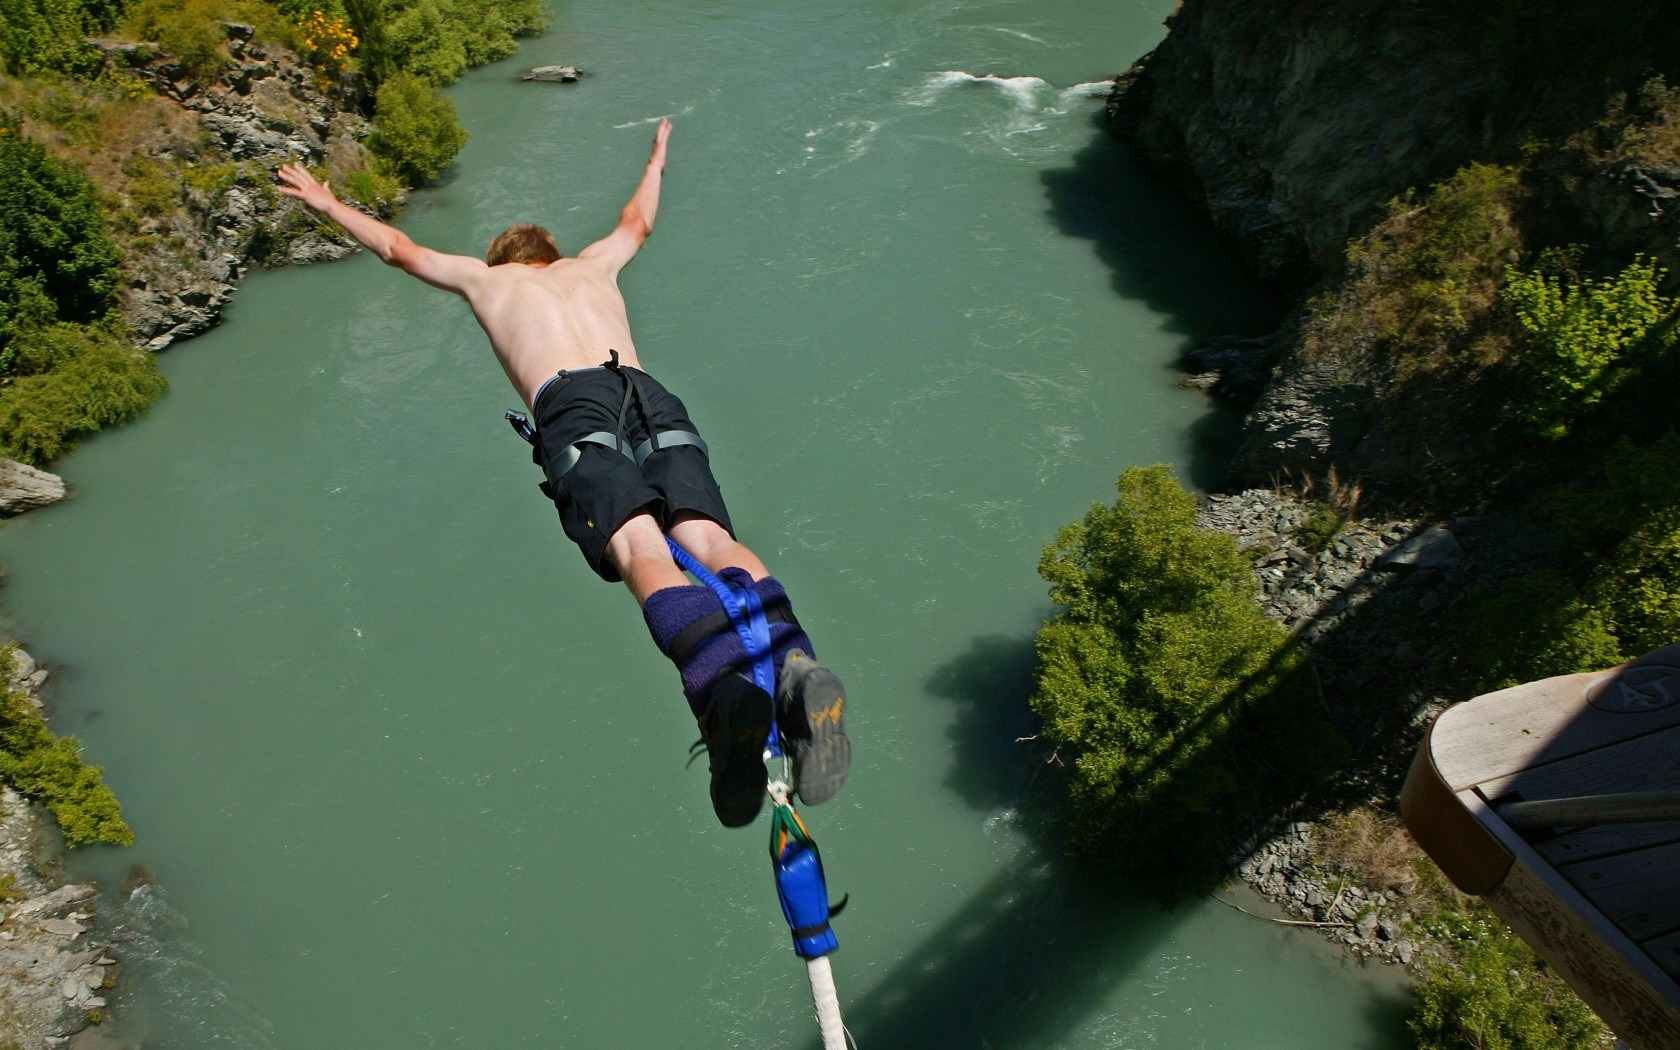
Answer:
[
  {"xmin": 552, "ymin": 431, "xmax": 631, "ymax": 475},
  {"xmin": 634, "ymin": 430, "xmax": 707, "ymax": 466},
  {"xmin": 665, "ymin": 594, "xmax": 796, "ymax": 664}
]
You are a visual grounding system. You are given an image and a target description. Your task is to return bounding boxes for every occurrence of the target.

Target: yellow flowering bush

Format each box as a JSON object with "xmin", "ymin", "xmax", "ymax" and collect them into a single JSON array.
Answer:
[{"xmin": 298, "ymin": 9, "xmax": 358, "ymax": 74}]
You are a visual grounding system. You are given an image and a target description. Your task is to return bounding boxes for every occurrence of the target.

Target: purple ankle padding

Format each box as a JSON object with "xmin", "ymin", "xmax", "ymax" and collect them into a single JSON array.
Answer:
[{"xmin": 643, "ymin": 570, "xmax": 815, "ymax": 718}]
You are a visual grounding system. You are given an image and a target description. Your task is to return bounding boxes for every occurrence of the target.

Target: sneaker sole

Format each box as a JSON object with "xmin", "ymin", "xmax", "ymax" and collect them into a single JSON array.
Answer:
[
  {"xmin": 781, "ymin": 656, "xmax": 851, "ymax": 807},
  {"xmin": 711, "ymin": 683, "xmax": 773, "ymax": 828}
]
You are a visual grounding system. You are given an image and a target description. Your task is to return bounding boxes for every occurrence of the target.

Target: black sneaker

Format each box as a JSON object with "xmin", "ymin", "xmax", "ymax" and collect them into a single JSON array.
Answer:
[
  {"xmin": 696, "ymin": 673, "xmax": 773, "ymax": 828},
  {"xmin": 776, "ymin": 650, "xmax": 852, "ymax": 806}
]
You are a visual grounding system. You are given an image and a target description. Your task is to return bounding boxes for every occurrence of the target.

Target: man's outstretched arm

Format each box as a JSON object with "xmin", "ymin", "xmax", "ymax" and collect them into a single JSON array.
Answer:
[
  {"xmin": 579, "ymin": 118, "xmax": 671, "ymax": 271},
  {"xmin": 277, "ymin": 163, "xmax": 487, "ymax": 296}
]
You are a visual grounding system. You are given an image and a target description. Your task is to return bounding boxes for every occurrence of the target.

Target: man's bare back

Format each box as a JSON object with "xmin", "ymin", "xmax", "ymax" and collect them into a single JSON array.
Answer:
[{"xmin": 469, "ymin": 258, "xmax": 641, "ymax": 408}]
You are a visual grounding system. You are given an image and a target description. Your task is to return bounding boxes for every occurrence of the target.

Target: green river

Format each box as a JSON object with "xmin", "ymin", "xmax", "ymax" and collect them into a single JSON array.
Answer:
[{"xmin": 0, "ymin": 0, "xmax": 1414, "ymax": 1045}]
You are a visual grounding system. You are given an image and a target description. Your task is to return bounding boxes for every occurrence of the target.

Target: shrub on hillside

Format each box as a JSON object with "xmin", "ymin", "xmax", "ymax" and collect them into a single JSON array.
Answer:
[
  {"xmin": 1411, "ymin": 904, "xmax": 1606, "ymax": 1050},
  {"xmin": 122, "ymin": 0, "xmax": 231, "ymax": 78},
  {"xmin": 0, "ymin": 0, "xmax": 115, "ymax": 75},
  {"xmin": 1502, "ymin": 255, "xmax": 1678, "ymax": 438},
  {"xmin": 0, "ymin": 324, "xmax": 167, "ymax": 464},
  {"xmin": 369, "ymin": 71, "xmax": 466, "ymax": 183},
  {"xmin": 1031, "ymin": 466, "xmax": 1336, "ymax": 871},
  {"xmin": 0, "ymin": 649, "xmax": 132, "ymax": 847},
  {"xmin": 1310, "ymin": 164, "xmax": 1522, "ymax": 372},
  {"xmin": 0, "ymin": 122, "xmax": 121, "ymax": 358}
]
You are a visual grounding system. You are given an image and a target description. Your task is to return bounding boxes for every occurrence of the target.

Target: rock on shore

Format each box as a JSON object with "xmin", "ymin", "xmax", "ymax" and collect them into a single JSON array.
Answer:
[{"xmin": 0, "ymin": 461, "xmax": 66, "ymax": 517}]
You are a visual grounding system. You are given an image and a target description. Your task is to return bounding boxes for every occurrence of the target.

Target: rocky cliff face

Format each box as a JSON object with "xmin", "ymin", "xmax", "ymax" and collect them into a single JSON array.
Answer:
[
  {"xmin": 94, "ymin": 24, "xmax": 378, "ymax": 351},
  {"xmin": 1118, "ymin": 0, "xmax": 1680, "ymax": 488}
]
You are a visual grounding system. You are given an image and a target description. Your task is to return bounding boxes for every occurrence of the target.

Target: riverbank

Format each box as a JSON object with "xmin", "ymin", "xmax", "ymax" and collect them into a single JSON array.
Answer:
[
  {"xmin": 1099, "ymin": 2, "xmax": 1680, "ymax": 1043},
  {"xmin": 0, "ymin": 649, "xmax": 120, "ymax": 1047}
]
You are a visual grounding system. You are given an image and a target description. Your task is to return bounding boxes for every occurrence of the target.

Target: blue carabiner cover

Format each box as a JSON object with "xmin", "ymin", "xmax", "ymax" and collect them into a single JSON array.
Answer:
[{"xmin": 774, "ymin": 841, "xmax": 840, "ymax": 959}]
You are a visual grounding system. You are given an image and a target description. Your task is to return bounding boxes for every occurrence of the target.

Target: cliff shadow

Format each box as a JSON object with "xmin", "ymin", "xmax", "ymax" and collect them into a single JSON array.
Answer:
[{"xmin": 1039, "ymin": 111, "xmax": 1284, "ymax": 490}]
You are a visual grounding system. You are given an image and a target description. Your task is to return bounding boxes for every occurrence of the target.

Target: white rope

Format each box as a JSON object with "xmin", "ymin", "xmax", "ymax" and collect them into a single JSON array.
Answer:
[{"xmin": 806, "ymin": 955, "xmax": 848, "ymax": 1050}]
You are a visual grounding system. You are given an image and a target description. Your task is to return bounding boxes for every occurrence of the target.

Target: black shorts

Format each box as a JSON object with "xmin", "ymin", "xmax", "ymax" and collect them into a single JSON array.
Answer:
[{"xmin": 530, "ymin": 362, "xmax": 735, "ymax": 582}]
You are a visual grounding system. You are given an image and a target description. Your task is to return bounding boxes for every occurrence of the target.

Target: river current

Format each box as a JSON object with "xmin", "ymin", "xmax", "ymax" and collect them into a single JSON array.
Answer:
[{"xmin": 1, "ymin": 0, "xmax": 1412, "ymax": 1045}]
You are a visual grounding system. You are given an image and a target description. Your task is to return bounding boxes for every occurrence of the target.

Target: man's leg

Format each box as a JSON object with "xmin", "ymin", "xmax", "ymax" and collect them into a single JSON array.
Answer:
[
  {"xmin": 667, "ymin": 511, "xmax": 770, "ymax": 580},
  {"xmin": 604, "ymin": 510, "xmax": 689, "ymax": 603}
]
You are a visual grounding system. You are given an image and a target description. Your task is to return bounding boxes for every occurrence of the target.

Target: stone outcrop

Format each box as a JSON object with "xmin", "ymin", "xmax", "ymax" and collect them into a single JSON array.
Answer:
[
  {"xmin": 93, "ymin": 26, "xmax": 384, "ymax": 351},
  {"xmin": 0, "ymin": 461, "xmax": 66, "ymax": 517}
]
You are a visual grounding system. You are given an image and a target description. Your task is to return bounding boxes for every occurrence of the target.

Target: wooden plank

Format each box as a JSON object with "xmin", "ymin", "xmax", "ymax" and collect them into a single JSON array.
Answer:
[
  {"xmin": 1432, "ymin": 646, "xmax": 1680, "ymax": 789},
  {"xmin": 1534, "ymin": 825, "xmax": 1680, "ymax": 867},
  {"xmin": 1558, "ymin": 840, "xmax": 1680, "ymax": 942},
  {"xmin": 1645, "ymin": 929, "xmax": 1680, "ymax": 985},
  {"xmin": 1401, "ymin": 731, "xmax": 1513, "ymax": 893},
  {"xmin": 1474, "ymin": 724, "xmax": 1680, "ymax": 864},
  {"xmin": 1466, "ymin": 793, "xmax": 1680, "ymax": 1049}
]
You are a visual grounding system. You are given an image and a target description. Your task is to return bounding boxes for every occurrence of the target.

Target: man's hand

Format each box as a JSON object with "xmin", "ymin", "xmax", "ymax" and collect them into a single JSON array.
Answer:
[
  {"xmin": 650, "ymin": 117, "xmax": 671, "ymax": 170},
  {"xmin": 277, "ymin": 162, "xmax": 337, "ymax": 212}
]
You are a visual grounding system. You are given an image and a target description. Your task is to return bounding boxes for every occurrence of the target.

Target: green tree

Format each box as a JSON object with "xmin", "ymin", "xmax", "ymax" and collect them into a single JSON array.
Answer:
[
  {"xmin": 0, "ymin": 120, "xmax": 122, "ymax": 360},
  {"xmin": 369, "ymin": 71, "xmax": 467, "ymax": 184},
  {"xmin": 383, "ymin": 0, "xmax": 464, "ymax": 84},
  {"xmin": 1031, "ymin": 466, "xmax": 1332, "ymax": 868}
]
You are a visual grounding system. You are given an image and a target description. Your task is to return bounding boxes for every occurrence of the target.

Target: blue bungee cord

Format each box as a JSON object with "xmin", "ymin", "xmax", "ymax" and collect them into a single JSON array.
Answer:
[{"xmin": 664, "ymin": 536, "xmax": 851, "ymax": 1048}]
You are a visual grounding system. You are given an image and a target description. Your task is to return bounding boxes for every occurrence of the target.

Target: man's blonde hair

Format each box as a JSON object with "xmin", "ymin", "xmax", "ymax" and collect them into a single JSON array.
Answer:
[{"xmin": 486, "ymin": 223, "xmax": 561, "ymax": 266}]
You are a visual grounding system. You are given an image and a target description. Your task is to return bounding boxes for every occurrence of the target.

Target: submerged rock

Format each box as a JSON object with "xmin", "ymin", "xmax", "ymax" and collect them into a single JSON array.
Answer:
[{"xmin": 521, "ymin": 65, "xmax": 582, "ymax": 82}]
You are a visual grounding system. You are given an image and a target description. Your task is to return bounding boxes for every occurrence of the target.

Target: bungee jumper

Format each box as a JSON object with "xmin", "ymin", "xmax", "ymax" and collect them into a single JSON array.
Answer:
[
  {"xmin": 278, "ymin": 121, "xmax": 854, "ymax": 1044},
  {"xmin": 277, "ymin": 119, "xmax": 851, "ymax": 827}
]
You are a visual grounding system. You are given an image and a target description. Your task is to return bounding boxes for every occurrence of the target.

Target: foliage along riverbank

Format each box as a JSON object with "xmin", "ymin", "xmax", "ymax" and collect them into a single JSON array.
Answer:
[
  {"xmin": 1018, "ymin": 2, "xmax": 1680, "ymax": 1048},
  {"xmin": 0, "ymin": 0, "xmax": 542, "ymax": 1041}
]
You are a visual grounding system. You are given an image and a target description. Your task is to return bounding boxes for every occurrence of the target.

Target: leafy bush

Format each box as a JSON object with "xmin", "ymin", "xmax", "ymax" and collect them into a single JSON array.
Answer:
[
  {"xmin": 0, "ymin": 122, "xmax": 120, "ymax": 360},
  {"xmin": 0, "ymin": 324, "xmax": 167, "ymax": 464},
  {"xmin": 1455, "ymin": 572, "xmax": 1625, "ymax": 691},
  {"xmin": 369, "ymin": 71, "xmax": 466, "ymax": 183},
  {"xmin": 383, "ymin": 0, "xmax": 464, "ymax": 84},
  {"xmin": 1411, "ymin": 903, "xmax": 1606, "ymax": 1050},
  {"xmin": 1502, "ymin": 256, "xmax": 1677, "ymax": 438},
  {"xmin": 122, "ymin": 0, "xmax": 230, "ymax": 79},
  {"xmin": 0, "ymin": 0, "xmax": 115, "ymax": 75},
  {"xmin": 0, "ymin": 649, "xmax": 132, "ymax": 847},
  {"xmin": 1031, "ymin": 466, "xmax": 1334, "ymax": 869},
  {"xmin": 1602, "ymin": 506, "xmax": 1680, "ymax": 656},
  {"xmin": 338, "ymin": 161, "xmax": 403, "ymax": 212}
]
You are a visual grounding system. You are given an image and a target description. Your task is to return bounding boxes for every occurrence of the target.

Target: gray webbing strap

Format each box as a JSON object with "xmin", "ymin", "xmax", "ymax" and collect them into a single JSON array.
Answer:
[
  {"xmin": 555, "ymin": 431, "xmax": 634, "ymax": 477},
  {"xmin": 633, "ymin": 430, "xmax": 708, "ymax": 467}
]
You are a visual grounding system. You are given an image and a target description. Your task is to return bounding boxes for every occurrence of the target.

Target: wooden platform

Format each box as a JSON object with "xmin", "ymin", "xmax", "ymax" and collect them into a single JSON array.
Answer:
[{"xmin": 1401, "ymin": 645, "xmax": 1680, "ymax": 1050}]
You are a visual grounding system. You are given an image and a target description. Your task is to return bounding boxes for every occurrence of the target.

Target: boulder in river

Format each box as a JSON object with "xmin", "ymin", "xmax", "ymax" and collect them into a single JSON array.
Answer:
[
  {"xmin": 521, "ymin": 65, "xmax": 582, "ymax": 82},
  {"xmin": 0, "ymin": 459, "xmax": 66, "ymax": 516}
]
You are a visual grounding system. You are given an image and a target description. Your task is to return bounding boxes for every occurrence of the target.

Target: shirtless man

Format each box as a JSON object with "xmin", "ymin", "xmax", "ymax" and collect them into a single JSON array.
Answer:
[{"xmin": 277, "ymin": 119, "xmax": 849, "ymax": 827}]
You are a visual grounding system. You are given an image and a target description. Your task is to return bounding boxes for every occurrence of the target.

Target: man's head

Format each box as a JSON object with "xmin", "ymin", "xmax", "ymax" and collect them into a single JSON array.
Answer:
[{"xmin": 486, "ymin": 223, "xmax": 561, "ymax": 266}]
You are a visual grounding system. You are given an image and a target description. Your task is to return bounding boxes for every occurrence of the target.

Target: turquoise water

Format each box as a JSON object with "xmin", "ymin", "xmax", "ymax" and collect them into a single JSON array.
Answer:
[{"xmin": 1, "ymin": 0, "xmax": 1412, "ymax": 1046}]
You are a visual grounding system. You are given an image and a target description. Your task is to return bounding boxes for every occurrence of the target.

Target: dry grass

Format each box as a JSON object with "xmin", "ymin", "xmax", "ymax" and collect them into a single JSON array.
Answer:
[
  {"xmin": 1316, "ymin": 805, "xmax": 1465, "ymax": 913},
  {"xmin": 1, "ymin": 75, "xmax": 200, "ymax": 204},
  {"xmin": 1303, "ymin": 163, "xmax": 1523, "ymax": 381}
]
